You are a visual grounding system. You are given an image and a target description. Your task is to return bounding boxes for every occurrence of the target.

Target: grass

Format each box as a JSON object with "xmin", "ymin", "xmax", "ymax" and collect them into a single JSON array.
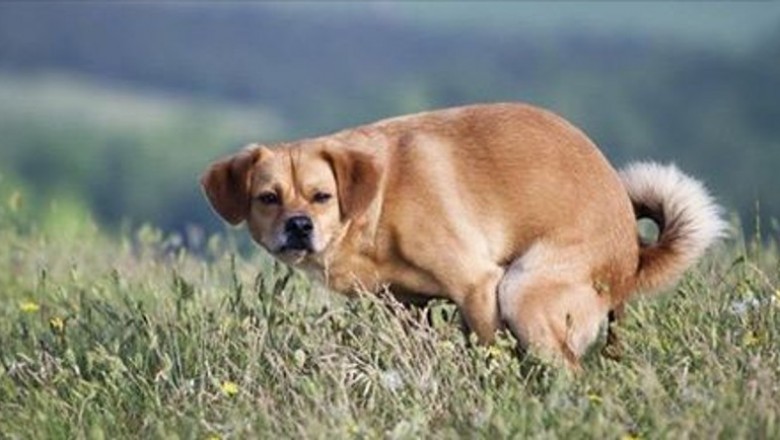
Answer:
[
  {"xmin": 0, "ymin": 204, "xmax": 778, "ymax": 439},
  {"xmin": 0, "ymin": 70, "xmax": 284, "ymax": 233}
]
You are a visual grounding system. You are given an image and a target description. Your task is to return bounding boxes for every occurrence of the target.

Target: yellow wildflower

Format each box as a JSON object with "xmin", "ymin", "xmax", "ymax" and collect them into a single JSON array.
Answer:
[
  {"xmin": 743, "ymin": 332, "xmax": 760, "ymax": 346},
  {"xmin": 50, "ymin": 317, "xmax": 65, "ymax": 333},
  {"xmin": 587, "ymin": 393, "xmax": 603, "ymax": 404},
  {"xmin": 20, "ymin": 301, "xmax": 40, "ymax": 313},
  {"xmin": 621, "ymin": 434, "xmax": 641, "ymax": 440},
  {"xmin": 486, "ymin": 345, "xmax": 504, "ymax": 358},
  {"xmin": 220, "ymin": 380, "xmax": 239, "ymax": 396}
]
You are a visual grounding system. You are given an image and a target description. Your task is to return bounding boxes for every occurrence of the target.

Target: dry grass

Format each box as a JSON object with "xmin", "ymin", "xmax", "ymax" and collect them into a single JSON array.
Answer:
[{"xmin": 0, "ymin": 208, "xmax": 778, "ymax": 439}]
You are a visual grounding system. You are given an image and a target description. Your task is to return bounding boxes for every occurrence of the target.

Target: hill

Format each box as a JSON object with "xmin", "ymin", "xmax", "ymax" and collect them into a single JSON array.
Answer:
[{"xmin": 0, "ymin": 3, "xmax": 778, "ymax": 235}]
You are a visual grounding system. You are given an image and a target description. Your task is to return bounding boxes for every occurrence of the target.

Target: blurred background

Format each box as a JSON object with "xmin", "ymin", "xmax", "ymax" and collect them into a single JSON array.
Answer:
[{"xmin": 1, "ymin": 2, "xmax": 778, "ymax": 246}]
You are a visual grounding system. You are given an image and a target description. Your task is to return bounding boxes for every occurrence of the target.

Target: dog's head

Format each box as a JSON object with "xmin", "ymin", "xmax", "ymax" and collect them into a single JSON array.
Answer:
[{"xmin": 201, "ymin": 142, "xmax": 381, "ymax": 265}]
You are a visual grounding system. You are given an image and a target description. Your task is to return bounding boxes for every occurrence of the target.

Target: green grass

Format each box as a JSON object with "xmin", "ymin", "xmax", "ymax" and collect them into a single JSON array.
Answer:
[
  {"xmin": 0, "ymin": 70, "xmax": 283, "ymax": 232},
  {"xmin": 0, "ymin": 204, "xmax": 778, "ymax": 439}
]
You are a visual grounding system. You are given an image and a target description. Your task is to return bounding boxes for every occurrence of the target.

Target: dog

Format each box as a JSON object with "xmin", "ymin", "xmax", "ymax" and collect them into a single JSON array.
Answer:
[{"xmin": 201, "ymin": 103, "xmax": 725, "ymax": 369}]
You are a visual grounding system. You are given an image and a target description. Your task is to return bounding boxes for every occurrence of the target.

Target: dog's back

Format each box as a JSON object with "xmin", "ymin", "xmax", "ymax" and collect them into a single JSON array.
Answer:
[{"xmin": 363, "ymin": 103, "xmax": 723, "ymax": 367}]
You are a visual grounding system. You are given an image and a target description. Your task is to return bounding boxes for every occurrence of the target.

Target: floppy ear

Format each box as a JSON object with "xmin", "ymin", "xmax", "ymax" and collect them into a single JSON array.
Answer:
[
  {"xmin": 323, "ymin": 149, "xmax": 382, "ymax": 221},
  {"xmin": 200, "ymin": 146, "xmax": 266, "ymax": 225}
]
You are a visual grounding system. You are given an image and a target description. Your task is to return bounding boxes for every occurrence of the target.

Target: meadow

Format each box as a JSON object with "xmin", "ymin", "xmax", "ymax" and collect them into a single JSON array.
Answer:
[
  {"xmin": 0, "ymin": 196, "xmax": 778, "ymax": 439},
  {"xmin": 1, "ymin": 4, "xmax": 779, "ymax": 438}
]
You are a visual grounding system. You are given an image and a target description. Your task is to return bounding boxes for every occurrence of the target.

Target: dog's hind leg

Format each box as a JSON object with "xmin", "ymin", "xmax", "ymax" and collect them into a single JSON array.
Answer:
[
  {"xmin": 498, "ymin": 245, "xmax": 610, "ymax": 369},
  {"xmin": 445, "ymin": 264, "xmax": 504, "ymax": 345}
]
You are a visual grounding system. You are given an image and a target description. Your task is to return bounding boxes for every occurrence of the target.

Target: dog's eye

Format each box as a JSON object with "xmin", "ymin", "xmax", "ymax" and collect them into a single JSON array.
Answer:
[
  {"xmin": 312, "ymin": 192, "xmax": 332, "ymax": 204},
  {"xmin": 256, "ymin": 192, "xmax": 280, "ymax": 205}
]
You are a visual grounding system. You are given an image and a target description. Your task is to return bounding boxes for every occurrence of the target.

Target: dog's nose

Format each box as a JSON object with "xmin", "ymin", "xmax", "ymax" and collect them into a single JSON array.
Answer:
[{"xmin": 285, "ymin": 215, "xmax": 313, "ymax": 237}]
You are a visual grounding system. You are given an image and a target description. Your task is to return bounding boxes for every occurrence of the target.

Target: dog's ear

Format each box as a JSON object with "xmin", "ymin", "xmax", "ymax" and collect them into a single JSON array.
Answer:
[
  {"xmin": 200, "ymin": 146, "xmax": 269, "ymax": 225},
  {"xmin": 323, "ymin": 148, "xmax": 382, "ymax": 221}
]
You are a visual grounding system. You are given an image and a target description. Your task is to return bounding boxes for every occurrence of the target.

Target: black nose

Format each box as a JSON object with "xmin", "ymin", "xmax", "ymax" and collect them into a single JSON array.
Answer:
[{"xmin": 285, "ymin": 215, "xmax": 313, "ymax": 237}]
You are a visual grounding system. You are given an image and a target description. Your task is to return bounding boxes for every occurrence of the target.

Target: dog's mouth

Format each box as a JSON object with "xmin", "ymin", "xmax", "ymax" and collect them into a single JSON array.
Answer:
[
  {"xmin": 279, "ymin": 236, "xmax": 314, "ymax": 253},
  {"xmin": 277, "ymin": 245, "xmax": 313, "ymax": 255},
  {"xmin": 274, "ymin": 239, "xmax": 316, "ymax": 263}
]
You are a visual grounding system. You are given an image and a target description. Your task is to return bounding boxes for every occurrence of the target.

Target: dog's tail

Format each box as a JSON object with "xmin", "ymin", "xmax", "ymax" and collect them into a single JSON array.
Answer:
[{"xmin": 619, "ymin": 162, "xmax": 727, "ymax": 294}]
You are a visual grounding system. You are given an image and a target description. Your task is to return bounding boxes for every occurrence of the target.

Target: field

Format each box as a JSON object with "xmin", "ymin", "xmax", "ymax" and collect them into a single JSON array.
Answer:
[{"xmin": 0, "ymin": 201, "xmax": 778, "ymax": 439}]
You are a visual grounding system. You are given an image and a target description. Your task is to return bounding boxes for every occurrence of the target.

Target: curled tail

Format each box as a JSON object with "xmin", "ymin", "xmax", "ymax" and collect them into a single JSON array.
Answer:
[{"xmin": 619, "ymin": 162, "xmax": 727, "ymax": 294}]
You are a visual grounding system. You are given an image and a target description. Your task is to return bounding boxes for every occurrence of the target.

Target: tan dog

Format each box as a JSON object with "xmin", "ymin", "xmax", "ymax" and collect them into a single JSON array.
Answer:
[{"xmin": 202, "ymin": 103, "xmax": 725, "ymax": 368}]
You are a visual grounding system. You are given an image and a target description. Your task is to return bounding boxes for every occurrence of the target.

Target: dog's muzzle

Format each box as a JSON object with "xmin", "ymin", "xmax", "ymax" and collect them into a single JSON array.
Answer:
[{"xmin": 281, "ymin": 215, "xmax": 314, "ymax": 252}]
